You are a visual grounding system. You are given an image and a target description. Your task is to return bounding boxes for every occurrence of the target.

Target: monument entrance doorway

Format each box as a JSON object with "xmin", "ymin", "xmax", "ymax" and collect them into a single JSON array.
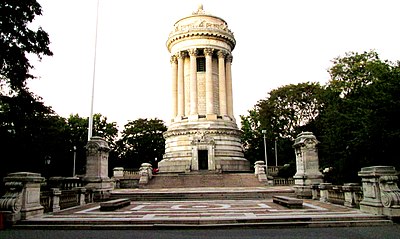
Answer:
[{"xmin": 198, "ymin": 150, "xmax": 208, "ymax": 170}]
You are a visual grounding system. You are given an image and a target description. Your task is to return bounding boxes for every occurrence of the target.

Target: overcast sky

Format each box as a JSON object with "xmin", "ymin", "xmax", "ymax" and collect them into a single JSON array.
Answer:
[{"xmin": 29, "ymin": 0, "xmax": 400, "ymax": 129}]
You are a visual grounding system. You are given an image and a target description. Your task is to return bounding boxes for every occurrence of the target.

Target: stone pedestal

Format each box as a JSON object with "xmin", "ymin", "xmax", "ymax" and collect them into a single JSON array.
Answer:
[
  {"xmin": 51, "ymin": 188, "xmax": 61, "ymax": 212},
  {"xmin": 83, "ymin": 137, "xmax": 113, "ymax": 201},
  {"xmin": 311, "ymin": 183, "xmax": 320, "ymax": 200},
  {"xmin": 342, "ymin": 183, "xmax": 361, "ymax": 208},
  {"xmin": 292, "ymin": 132, "xmax": 323, "ymax": 198},
  {"xmin": 139, "ymin": 163, "xmax": 153, "ymax": 186},
  {"xmin": 113, "ymin": 167, "xmax": 124, "ymax": 178},
  {"xmin": 319, "ymin": 183, "xmax": 332, "ymax": 202},
  {"xmin": 358, "ymin": 166, "xmax": 400, "ymax": 218},
  {"xmin": 0, "ymin": 172, "xmax": 45, "ymax": 225},
  {"xmin": 254, "ymin": 161, "xmax": 267, "ymax": 183}
]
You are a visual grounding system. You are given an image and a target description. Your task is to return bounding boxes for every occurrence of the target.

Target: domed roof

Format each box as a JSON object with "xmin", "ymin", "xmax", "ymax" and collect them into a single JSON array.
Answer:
[{"xmin": 166, "ymin": 5, "xmax": 236, "ymax": 52}]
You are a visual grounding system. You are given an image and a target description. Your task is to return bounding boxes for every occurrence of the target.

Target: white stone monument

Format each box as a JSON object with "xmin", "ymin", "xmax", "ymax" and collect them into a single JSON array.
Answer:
[
  {"xmin": 158, "ymin": 5, "xmax": 249, "ymax": 173},
  {"xmin": 293, "ymin": 132, "xmax": 323, "ymax": 198}
]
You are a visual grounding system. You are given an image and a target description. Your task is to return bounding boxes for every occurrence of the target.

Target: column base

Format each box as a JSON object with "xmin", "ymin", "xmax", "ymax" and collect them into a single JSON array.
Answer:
[
  {"xmin": 206, "ymin": 114, "xmax": 218, "ymax": 120},
  {"xmin": 188, "ymin": 115, "xmax": 199, "ymax": 121}
]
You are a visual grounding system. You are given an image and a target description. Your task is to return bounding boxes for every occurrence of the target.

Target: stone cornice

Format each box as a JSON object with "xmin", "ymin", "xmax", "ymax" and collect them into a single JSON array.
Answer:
[
  {"xmin": 164, "ymin": 128, "xmax": 242, "ymax": 138},
  {"xmin": 167, "ymin": 31, "xmax": 236, "ymax": 52}
]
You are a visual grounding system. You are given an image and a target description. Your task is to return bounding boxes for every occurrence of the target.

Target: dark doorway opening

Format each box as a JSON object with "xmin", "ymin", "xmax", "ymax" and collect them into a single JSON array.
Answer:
[{"xmin": 198, "ymin": 150, "xmax": 208, "ymax": 170}]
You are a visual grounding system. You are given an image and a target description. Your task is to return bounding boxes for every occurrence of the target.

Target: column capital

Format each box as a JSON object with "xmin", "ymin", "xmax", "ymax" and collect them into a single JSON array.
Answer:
[
  {"xmin": 170, "ymin": 55, "xmax": 177, "ymax": 64},
  {"xmin": 176, "ymin": 51, "xmax": 187, "ymax": 59},
  {"xmin": 217, "ymin": 50, "xmax": 228, "ymax": 59},
  {"xmin": 226, "ymin": 54, "xmax": 233, "ymax": 63},
  {"xmin": 204, "ymin": 48, "xmax": 214, "ymax": 56},
  {"xmin": 188, "ymin": 48, "xmax": 198, "ymax": 57}
]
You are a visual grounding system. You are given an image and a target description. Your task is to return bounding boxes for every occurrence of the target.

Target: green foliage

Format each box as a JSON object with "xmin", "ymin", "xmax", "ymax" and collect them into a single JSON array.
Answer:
[
  {"xmin": 242, "ymin": 50, "xmax": 400, "ymax": 184},
  {"xmin": 318, "ymin": 51, "xmax": 400, "ymax": 183},
  {"xmin": 0, "ymin": 0, "xmax": 52, "ymax": 93},
  {"xmin": 117, "ymin": 118, "xmax": 167, "ymax": 169},
  {"xmin": 0, "ymin": 92, "xmax": 71, "ymax": 179},
  {"xmin": 240, "ymin": 82, "xmax": 325, "ymax": 169}
]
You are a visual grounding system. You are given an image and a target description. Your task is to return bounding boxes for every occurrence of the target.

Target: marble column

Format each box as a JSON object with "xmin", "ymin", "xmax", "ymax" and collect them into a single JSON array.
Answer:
[
  {"xmin": 218, "ymin": 50, "xmax": 227, "ymax": 116},
  {"xmin": 188, "ymin": 48, "xmax": 198, "ymax": 116},
  {"xmin": 204, "ymin": 48, "xmax": 214, "ymax": 115},
  {"xmin": 177, "ymin": 51, "xmax": 186, "ymax": 117},
  {"xmin": 226, "ymin": 54, "xmax": 234, "ymax": 118},
  {"xmin": 170, "ymin": 55, "xmax": 178, "ymax": 119}
]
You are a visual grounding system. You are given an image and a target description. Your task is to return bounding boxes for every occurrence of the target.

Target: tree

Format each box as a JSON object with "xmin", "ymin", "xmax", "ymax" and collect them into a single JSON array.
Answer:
[
  {"xmin": 1, "ymin": 0, "xmax": 52, "ymax": 94},
  {"xmin": 0, "ymin": 0, "xmax": 53, "ymax": 190},
  {"xmin": 117, "ymin": 118, "xmax": 167, "ymax": 169},
  {"xmin": 0, "ymin": 91, "xmax": 72, "ymax": 180},
  {"xmin": 317, "ymin": 51, "xmax": 400, "ymax": 183},
  {"xmin": 240, "ymin": 82, "xmax": 325, "ymax": 168},
  {"xmin": 66, "ymin": 113, "xmax": 118, "ymax": 176}
]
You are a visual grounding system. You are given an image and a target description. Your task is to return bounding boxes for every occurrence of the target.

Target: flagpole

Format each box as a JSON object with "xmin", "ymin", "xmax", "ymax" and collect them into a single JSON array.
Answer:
[{"xmin": 88, "ymin": 0, "xmax": 100, "ymax": 141}]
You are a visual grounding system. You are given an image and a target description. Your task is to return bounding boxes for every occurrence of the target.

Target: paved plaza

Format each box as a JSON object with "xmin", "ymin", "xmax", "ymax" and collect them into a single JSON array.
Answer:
[{"xmin": 15, "ymin": 187, "xmax": 391, "ymax": 229}]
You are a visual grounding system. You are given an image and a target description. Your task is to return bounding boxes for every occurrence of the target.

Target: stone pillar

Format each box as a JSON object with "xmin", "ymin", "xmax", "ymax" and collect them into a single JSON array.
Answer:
[
  {"xmin": 342, "ymin": 183, "xmax": 362, "ymax": 208},
  {"xmin": 218, "ymin": 50, "xmax": 227, "ymax": 117},
  {"xmin": 293, "ymin": 132, "xmax": 323, "ymax": 198},
  {"xmin": 319, "ymin": 183, "xmax": 332, "ymax": 202},
  {"xmin": 0, "ymin": 172, "xmax": 45, "ymax": 225},
  {"xmin": 311, "ymin": 183, "xmax": 320, "ymax": 200},
  {"xmin": 177, "ymin": 51, "xmax": 186, "ymax": 118},
  {"xmin": 83, "ymin": 136, "xmax": 113, "ymax": 201},
  {"xmin": 225, "ymin": 54, "xmax": 234, "ymax": 118},
  {"xmin": 138, "ymin": 163, "xmax": 153, "ymax": 186},
  {"xmin": 170, "ymin": 55, "xmax": 178, "ymax": 119},
  {"xmin": 358, "ymin": 166, "xmax": 400, "ymax": 218},
  {"xmin": 204, "ymin": 48, "xmax": 214, "ymax": 116},
  {"xmin": 75, "ymin": 187, "xmax": 86, "ymax": 206},
  {"xmin": 51, "ymin": 188, "xmax": 61, "ymax": 212},
  {"xmin": 113, "ymin": 167, "xmax": 124, "ymax": 178},
  {"xmin": 254, "ymin": 161, "xmax": 267, "ymax": 183},
  {"xmin": 188, "ymin": 48, "xmax": 198, "ymax": 117}
]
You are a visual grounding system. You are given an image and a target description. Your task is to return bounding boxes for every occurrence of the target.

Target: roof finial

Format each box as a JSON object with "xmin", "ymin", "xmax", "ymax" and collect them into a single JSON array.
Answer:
[{"xmin": 193, "ymin": 4, "xmax": 206, "ymax": 15}]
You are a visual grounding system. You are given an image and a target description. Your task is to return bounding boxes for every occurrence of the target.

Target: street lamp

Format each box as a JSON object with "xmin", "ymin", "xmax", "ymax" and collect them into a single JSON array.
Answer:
[
  {"xmin": 274, "ymin": 138, "xmax": 278, "ymax": 166},
  {"xmin": 262, "ymin": 130, "xmax": 268, "ymax": 176},
  {"xmin": 73, "ymin": 146, "xmax": 77, "ymax": 177}
]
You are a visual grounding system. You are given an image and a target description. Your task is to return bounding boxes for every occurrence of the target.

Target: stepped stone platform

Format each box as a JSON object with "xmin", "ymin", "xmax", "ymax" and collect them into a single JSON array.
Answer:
[
  {"xmin": 9, "ymin": 172, "xmax": 395, "ymax": 229},
  {"xmin": 14, "ymin": 186, "xmax": 393, "ymax": 229}
]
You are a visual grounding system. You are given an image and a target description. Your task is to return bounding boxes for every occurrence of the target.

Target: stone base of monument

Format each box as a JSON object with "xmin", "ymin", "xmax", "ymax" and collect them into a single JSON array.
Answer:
[
  {"xmin": 1, "ymin": 211, "xmax": 20, "ymax": 226},
  {"xmin": 160, "ymin": 120, "xmax": 250, "ymax": 173},
  {"xmin": 293, "ymin": 185, "xmax": 312, "ymax": 199},
  {"xmin": 84, "ymin": 179, "xmax": 113, "ymax": 201}
]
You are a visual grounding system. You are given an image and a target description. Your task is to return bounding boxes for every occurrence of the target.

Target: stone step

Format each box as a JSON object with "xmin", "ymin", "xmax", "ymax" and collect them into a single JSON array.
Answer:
[
  {"xmin": 144, "ymin": 173, "xmax": 266, "ymax": 189},
  {"xmin": 15, "ymin": 214, "xmax": 392, "ymax": 229},
  {"xmin": 111, "ymin": 186, "xmax": 296, "ymax": 201}
]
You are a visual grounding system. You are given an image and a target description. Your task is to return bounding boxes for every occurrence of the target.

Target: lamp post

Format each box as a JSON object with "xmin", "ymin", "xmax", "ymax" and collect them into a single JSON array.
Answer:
[
  {"xmin": 262, "ymin": 130, "xmax": 268, "ymax": 177},
  {"xmin": 73, "ymin": 146, "xmax": 76, "ymax": 177},
  {"xmin": 44, "ymin": 156, "xmax": 51, "ymax": 178},
  {"xmin": 274, "ymin": 138, "xmax": 278, "ymax": 166}
]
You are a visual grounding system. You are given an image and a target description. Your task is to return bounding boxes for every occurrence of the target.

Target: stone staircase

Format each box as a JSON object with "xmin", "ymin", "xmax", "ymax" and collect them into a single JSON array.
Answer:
[
  {"xmin": 145, "ymin": 172, "xmax": 266, "ymax": 188},
  {"xmin": 110, "ymin": 173, "xmax": 295, "ymax": 201}
]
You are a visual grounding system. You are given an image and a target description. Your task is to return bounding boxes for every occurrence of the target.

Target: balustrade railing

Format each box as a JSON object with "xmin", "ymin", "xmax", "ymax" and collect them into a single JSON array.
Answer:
[
  {"xmin": 273, "ymin": 177, "xmax": 294, "ymax": 186},
  {"xmin": 40, "ymin": 190, "xmax": 52, "ymax": 213}
]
